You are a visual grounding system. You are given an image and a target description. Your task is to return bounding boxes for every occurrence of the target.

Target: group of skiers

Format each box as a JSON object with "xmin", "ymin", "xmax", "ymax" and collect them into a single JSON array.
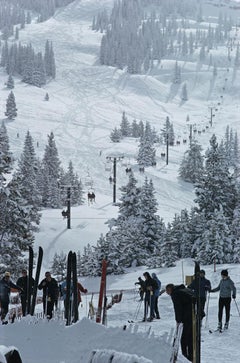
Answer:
[
  {"xmin": 0, "ymin": 270, "xmax": 88, "ymax": 323},
  {"xmin": 137, "ymin": 269, "xmax": 236, "ymax": 362}
]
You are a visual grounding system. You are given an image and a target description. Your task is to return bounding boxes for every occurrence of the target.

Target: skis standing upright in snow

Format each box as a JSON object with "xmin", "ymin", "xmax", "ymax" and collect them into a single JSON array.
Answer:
[
  {"xmin": 65, "ymin": 250, "xmax": 73, "ymax": 326},
  {"xmin": 27, "ymin": 246, "xmax": 34, "ymax": 315},
  {"xmin": 72, "ymin": 252, "xmax": 79, "ymax": 323},
  {"xmin": 170, "ymin": 322, "xmax": 183, "ymax": 363},
  {"xmin": 30, "ymin": 246, "xmax": 43, "ymax": 316},
  {"xmin": 64, "ymin": 251, "xmax": 79, "ymax": 325},
  {"xmin": 96, "ymin": 259, "xmax": 107, "ymax": 324},
  {"xmin": 193, "ymin": 261, "xmax": 201, "ymax": 363}
]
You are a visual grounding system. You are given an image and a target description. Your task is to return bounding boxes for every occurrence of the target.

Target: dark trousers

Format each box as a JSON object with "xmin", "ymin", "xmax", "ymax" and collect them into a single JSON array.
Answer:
[
  {"xmin": 218, "ymin": 297, "xmax": 231, "ymax": 323},
  {"xmin": 154, "ymin": 296, "xmax": 160, "ymax": 318},
  {"xmin": 144, "ymin": 293, "xmax": 155, "ymax": 319},
  {"xmin": 196, "ymin": 297, "xmax": 206, "ymax": 319},
  {"xmin": 20, "ymin": 295, "xmax": 27, "ymax": 316},
  {"xmin": 181, "ymin": 322, "xmax": 193, "ymax": 362},
  {"xmin": 0, "ymin": 299, "xmax": 9, "ymax": 320},
  {"xmin": 43, "ymin": 298, "xmax": 54, "ymax": 319}
]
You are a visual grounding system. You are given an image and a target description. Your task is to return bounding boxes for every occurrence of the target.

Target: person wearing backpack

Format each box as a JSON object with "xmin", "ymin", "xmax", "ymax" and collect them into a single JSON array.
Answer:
[{"xmin": 142, "ymin": 272, "xmax": 158, "ymax": 322}]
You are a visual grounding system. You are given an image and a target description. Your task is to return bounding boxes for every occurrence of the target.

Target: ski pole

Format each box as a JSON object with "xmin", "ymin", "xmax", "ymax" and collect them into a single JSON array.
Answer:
[
  {"xmin": 204, "ymin": 292, "xmax": 210, "ymax": 328},
  {"xmin": 133, "ymin": 299, "xmax": 143, "ymax": 321},
  {"xmin": 234, "ymin": 299, "xmax": 240, "ymax": 317}
]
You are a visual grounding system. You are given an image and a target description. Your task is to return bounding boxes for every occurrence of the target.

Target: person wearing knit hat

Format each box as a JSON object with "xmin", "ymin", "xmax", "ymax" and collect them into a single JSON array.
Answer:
[
  {"xmin": 210, "ymin": 270, "xmax": 236, "ymax": 331},
  {"xmin": 0, "ymin": 272, "xmax": 23, "ymax": 324}
]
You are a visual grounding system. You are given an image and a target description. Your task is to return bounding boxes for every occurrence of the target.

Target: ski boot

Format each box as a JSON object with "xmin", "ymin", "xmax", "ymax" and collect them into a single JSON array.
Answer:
[
  {"xmin": 217, "ymin": 322, "xmax": 222, "ymax": 332},
  {"xmin": 224, "ymin": 322, "xmax": 229, "ymax": 330}
]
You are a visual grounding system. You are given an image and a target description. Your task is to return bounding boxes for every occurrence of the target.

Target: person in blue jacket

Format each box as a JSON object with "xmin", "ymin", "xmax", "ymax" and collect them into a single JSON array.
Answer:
[{"xmin": 152, "ymin": 273, "xmax": 161, "ymax": 319}]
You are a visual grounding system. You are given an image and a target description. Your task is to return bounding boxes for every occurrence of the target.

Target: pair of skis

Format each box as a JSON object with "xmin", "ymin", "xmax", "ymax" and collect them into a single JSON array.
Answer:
[
  {"xmin": 96, "ymin": 259, "xmax": 107, "ymax": 324},
  {"xmin": 27, "ymin": 246, "xmax": 43, "ymax": 316},
  {"xmin": 170, "ymin": 323, "xmax": 183, "ymax": 363},
  {"xmin": 65, "ymin": 251, "xmax": 78, "ymax": 326}
]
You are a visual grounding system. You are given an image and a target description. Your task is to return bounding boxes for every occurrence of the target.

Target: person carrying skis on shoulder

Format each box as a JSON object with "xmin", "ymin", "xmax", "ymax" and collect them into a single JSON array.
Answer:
[
  {"xmin": 0, "ymin": 272, "xmax": 23, "ymax": 324},
  {"xmin": 166, "ymin": 283, "xmax": 194, "ymax": 362},
  {"xmin": 210, "ymin": 269, "xmax": 236, "ymax": 331},
  {"xmin": 152, "ymin": 273, "xmax": 161, "ymax": 319},
  {"xmin": 188, "ymin": 269, "xmax": 211, "ymax": 320},
  {"xmin": 17, "ymin": 269, "xmax": 35, "ymax": 316},
  {"xmin": 142, "ymin": 272, "xmax": 158, "ymax": 322},
  {"xmin": 38, "ymin": 272, "xmax": 58, "ymax": 319}
]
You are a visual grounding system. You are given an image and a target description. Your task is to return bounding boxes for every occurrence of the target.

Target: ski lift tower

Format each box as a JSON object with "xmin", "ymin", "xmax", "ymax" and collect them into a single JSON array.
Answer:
[{"xmin": 106, "ymin": 153, "xmax": 124, "ymax": 204}]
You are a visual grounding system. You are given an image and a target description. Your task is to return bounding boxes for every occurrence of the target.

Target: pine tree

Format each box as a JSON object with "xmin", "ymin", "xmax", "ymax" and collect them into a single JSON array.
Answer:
[
  {"xmin": 120, "ymin": 112, "xmax": 131, "ymax": 137},
  {"xmin": 41, "ymin": 132, "xmax": 61, "ymax": 208},
  {"xmin": 194, "ymin": 134, "xmax": 237, "ymax": 221},
  {"xmin": 0, "ymin": 174, "xmax": 35, "ymax": 278},
  {"xmin": 110, "ymin": 127, "xmax": 122, "ymax": 142},
  {"xmin": 137, "ymin": 122, "xmax": 156, "ymax": 167},
  {"xmin": 5, "ymin": 91, "xmax": 17, "ymax": 119},
  {"xmin": 179, "ymin": 139, "xmax": 204, "ymax": 183},
  {"xmin": 14, "ymin": 131, "xmax": 42, "ymax": 228},
  {"xmin": 0, "ymin": 121, "xmax": 13, "ymax": 176},
  {"xmin": 51, "ymin": 251, "xmax": 67, "ymax": 280},
  {"xmin": 6, "ymin": 75, "xmax": 14, "ymax": 89}
]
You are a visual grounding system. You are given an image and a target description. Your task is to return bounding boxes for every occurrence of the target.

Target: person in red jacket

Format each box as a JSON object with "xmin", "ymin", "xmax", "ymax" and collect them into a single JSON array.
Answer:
[{"xmin": 77, "ymin": 282, "xmax": 88, "ymax": 306}]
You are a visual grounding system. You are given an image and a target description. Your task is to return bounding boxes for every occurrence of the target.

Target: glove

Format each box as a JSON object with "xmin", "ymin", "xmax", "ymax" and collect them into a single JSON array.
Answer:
[{"xmin": 232, "ymin": 295, "xmax": 236, "ymax": 299}]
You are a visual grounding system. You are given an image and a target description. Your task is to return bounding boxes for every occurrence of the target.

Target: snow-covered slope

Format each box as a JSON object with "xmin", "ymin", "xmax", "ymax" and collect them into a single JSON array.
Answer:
[{"xmin": 1, "ymin": 0, "xmax": 240, "ymax": 241}]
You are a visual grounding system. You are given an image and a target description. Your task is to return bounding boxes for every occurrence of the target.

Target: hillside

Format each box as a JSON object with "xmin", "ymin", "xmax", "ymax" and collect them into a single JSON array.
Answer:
[{"xmin": 0, "ymin": 0, "xmax": 240, "ymax": 257}]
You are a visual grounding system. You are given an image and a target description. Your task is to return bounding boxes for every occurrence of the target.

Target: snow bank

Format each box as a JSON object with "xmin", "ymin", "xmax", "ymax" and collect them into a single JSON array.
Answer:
[{"xmin": 89, "ymin": 349, "xmax": 152, "ymax": 363}]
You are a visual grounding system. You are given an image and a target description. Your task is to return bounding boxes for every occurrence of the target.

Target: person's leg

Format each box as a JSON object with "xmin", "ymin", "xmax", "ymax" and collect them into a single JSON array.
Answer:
[
  {"xmin": 21, "ymin": 296, "xmax": 27, "ymax": 316},
  {"xmin": 180, "ymin": 324, "xmax": 188, "ymax": 359},
  {"xmin": 224, "ymin": 297, "xmax": 231, "ymax": 328},
  {"xmin": 200, "ymin": 297, "xmax": 206, "ymax": 319},
  {"xmin": 143, "ymin": 297, "xmax": 148, "ymax": 321},
  {"xmin": 155, "ymin": 296, "xmax": 160, "ymax": 318},
  {"xmin": 218, "ymin": 298, "xmax": 224, "ymax": 328},
  {"xmin": 181, "ymin": 322, "xmax": 193, "ymax": 362},
  {"xmin": 1, "ymin": 300, "xmax": 9, "ymax": 321}
]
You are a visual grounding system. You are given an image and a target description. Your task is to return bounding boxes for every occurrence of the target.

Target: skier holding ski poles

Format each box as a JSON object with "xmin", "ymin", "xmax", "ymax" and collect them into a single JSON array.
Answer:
[
  {"xmin": 38, "ymin": 272, "xmax": 58, "ymax": 319},
  {"xmin": 210, "ymin": 269, "xmax": 236, "ymax": 331},
  {"xmin": 142, "ymin": 272, "xmax": 158, "ymax": 322}
]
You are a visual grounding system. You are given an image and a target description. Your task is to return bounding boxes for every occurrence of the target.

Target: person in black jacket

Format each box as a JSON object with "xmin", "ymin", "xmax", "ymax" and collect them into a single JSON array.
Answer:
[
  {"xmin": 0, "ymin": 272, "xmax": 23, "ymax": 324},
  {"xmin": 166, "ymin": 283, "xmax": 194, "ymax": 362},
  {"xmin": 142, "ymin": 272, "xmax": 158, "ymax": 322},
  {"xmin": 16, "ymin": 269, "xmax": 35, "ymax": 316},
  {"xmin": 38, "ymin": 272, "xmax": 58, "ymax": 319},
  {"xmin": 188, "ymin": 269, "xmax": 211, "ymax": 320}
]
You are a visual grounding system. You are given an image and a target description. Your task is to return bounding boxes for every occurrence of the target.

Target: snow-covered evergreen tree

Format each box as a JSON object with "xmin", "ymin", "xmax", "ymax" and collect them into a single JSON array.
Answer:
[
  {"xmin": 137, "ymin": 122, "xmax": 156, "ymax": 167},
  {"xmin": 179, "ymin": 139, "xmax": 204, "ymax": 183},
  {"xmin": 51, "ymin": 251, "xmax": 67, "ymax": 280},
  {"xmin": 194, "ymin": 134, "xmax": 237, "ymax": 221},
  {"xmin": 110, "ymin": 127, "xmax": 122, "ymax": 142},
  {"xmin": 14, "ymin": 131, "xmax": 42, "ymax": 228},
  {"xmin": 6, "ymin": 75, "xmax": 14, "ymax": 89},
  {"xmin": 5, "ymin": 91, "xmax": 17, "ymax": 119},
  {"xmin": 41, "ymin": 132, "xmax": 61, "ymax": 208}
]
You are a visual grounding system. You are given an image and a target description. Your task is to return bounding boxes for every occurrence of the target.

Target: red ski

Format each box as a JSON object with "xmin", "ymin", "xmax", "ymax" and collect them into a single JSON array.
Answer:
[{"xmin": 96, "ymin": 260, "xmax": 107, "ymax": 323}]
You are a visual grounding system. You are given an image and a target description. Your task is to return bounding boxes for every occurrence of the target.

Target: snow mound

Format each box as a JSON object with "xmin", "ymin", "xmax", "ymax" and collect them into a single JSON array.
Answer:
[{"xmin": 89, "ymin": 349, "xmax": 153, "ymax": 363}]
